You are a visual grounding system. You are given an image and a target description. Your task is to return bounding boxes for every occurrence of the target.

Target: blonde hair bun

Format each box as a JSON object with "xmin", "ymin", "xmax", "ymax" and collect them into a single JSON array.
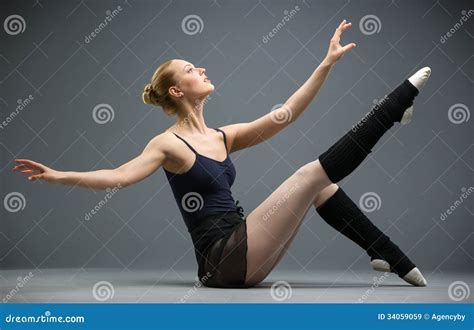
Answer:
[
  {"xmin": 142, "ymin": 83, "xmax": 154, "ymax": 105},
  {"xmin": 143, "ymin": 59, "xmax": 177, "ymax": 116}
]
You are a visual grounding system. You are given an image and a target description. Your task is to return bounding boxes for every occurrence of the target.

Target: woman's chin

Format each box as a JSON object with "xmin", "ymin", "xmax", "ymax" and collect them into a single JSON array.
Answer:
[
  {"xmin": 195, "ymin": 88, "xmax": 214, "ymax": 102},
  {"xmin": 205, "ymin": 84, "xmax": 215, "ymax": 95}
]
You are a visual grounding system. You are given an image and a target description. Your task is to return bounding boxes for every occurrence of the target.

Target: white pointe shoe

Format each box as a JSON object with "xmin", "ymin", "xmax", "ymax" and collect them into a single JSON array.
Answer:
[
  {"xmin": 401, "ymin": 66, "xmax": 432, "ymax": 125},
  {"xmin": 371, "ymin": 259, "xmax": 427, "ymax": 287}
]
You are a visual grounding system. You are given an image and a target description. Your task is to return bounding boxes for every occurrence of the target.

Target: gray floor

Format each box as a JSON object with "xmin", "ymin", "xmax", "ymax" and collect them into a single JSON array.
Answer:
[{"xmin": 1, "ymin": 268, "xmax": 472, "ymax": 303}]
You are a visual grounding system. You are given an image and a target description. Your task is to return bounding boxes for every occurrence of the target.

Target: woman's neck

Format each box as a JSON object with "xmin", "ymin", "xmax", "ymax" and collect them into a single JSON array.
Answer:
[{"xmin": 172, "ymin": 98, "xmax": 209, "ymax": 134}]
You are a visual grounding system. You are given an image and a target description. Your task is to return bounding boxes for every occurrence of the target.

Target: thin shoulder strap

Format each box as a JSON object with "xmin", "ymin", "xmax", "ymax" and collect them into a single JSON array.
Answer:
[
  {"xmin": 172, "ymin": 133, "xmax": 198, "ymax": 154},
  {"xmin": 213, "ymin": 128, "xmax": 228, "ymax": 154}
]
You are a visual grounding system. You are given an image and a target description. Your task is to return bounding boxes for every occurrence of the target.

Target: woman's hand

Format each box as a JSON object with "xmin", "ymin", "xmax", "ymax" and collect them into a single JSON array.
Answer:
[
  {"xmin": 324, "ymin": 19, "xmax": 356, "ymax": 65},
  {"xmin": 13, "ymin": 159, "xmax": 63, "ymax": 183}
]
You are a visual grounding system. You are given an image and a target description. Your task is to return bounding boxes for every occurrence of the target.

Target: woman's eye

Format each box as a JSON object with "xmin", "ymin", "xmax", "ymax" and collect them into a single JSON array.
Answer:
[{"xmin": 188, "ymin": 68, "xmax": 193, "ymax": 73}]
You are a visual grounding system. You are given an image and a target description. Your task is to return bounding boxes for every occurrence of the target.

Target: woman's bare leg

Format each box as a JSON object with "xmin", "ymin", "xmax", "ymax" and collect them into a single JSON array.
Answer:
[
  {"xmin": 261, "ymin": 184, "xmax": 340, "ymax": 275},
  {"xmin": 244, "ymin": 160, "xmax": 332, "ymax": 285}
]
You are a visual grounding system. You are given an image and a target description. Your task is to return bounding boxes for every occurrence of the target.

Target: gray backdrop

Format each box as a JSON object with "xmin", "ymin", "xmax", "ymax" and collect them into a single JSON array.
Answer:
[{"xmin": 1, "ymin": 0, "xmax": 472, "ymax": 276}]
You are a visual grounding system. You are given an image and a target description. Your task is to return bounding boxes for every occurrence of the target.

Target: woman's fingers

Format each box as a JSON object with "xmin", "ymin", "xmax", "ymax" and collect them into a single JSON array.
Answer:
[
  {"xmin": 338, "ymin": 19, "xmax": 346, "ymax": 30},
  {"xmin": 13, "ymin": 159, "xmax": 48, "ymax": 182},
  {"xmin": 333, "ymin": 20, "xmax": 352, "ymax": 42},
  {"xmin": 11, "ymin": 159, "xmax": 49, "ymax": 182},
  {"xmin": 333, "ymin": 23, "xmax": 343, "ymax": 41},
  {"xmin": 15, "ymin": 159, "xmax": 39, "ymax": 166},
  {"xmin": 13, "ymin": 164, "xmax": 27, "ymax": 171},
  {"xmin": 338, "ymin": 21, "xmax": 352, "ymax": 35},
  {"xmin": 14, "ymin": 159, "xmax": 46, "ymax": 172},
  {"xmin": 342, "ymin": 42, "xmax": 357, "ymax": 53},
  {"xmin": 332, "ymin": 20, "xmax": 344, "ymax": 39},
  {"xmin": 13, "ymin": 164, "xmax": 36, "ymax": 172},
  {"xmin": 15, "ymin": 159, "xmax": 41, "ymax": 167},
  {"xmin": 13, "ymin": 164, "xmax": 36, "ymax": 171}
]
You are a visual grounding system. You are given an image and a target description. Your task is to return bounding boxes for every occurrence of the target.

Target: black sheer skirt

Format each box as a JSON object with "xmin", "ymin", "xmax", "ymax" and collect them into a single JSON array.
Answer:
[{"xmin": 189, "ymin": 201, "xmax": 252, "ymax": 288}]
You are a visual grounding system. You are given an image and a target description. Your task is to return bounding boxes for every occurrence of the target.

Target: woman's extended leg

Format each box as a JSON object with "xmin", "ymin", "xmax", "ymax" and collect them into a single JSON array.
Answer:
[{"xmin": 244, "ymin": 68, "xmax": 431, "ymax": 286}]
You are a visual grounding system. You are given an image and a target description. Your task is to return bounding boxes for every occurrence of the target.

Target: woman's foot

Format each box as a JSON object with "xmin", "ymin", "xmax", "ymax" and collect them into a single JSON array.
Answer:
[
  {"xmin": 370, "ymin": 258, "xmax": 392, "ymax": 272},
  {"xmin": 370, "ymin": 259, "xmax": 427, "ymax": 286},
  {"xmin": 408, "ymin": 66, "xmax": 432, "ymax": 91},
  {"xmin": 403, "ymin": 267, "xmax": 428, "ymax": 287},
  {"xmin": 401, "ymin": 67, "xmax": 432, "ymax": 124}
]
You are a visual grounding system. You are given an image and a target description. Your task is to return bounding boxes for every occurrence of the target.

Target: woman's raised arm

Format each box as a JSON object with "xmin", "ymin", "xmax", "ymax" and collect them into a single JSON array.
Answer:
[
  {"xmin": 286, "ymin": 19, "xmax": 356, "ymax": 117},
  {"xmin": 220, "ymin": 20, "xmax": 356, "ymax": 153}
]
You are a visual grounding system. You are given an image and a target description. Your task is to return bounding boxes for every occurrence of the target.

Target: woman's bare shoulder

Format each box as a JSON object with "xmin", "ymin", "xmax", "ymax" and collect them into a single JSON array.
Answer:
[
  {"xmin": 152, "ymin": 128, "xmax": 190, "ymax": 170},
  {"xmin": 147, "ymin": 129, "xmax": 178, "ymax": 155}
]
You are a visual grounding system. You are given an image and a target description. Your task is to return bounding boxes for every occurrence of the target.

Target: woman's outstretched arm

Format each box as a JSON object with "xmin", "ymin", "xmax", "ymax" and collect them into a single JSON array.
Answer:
[
  {"xmin": 286, "ymin": 19, "xmax": 356, "ymax": 115},
  {"xmin": 221, "ymin": 19, "xmax": 356, "ymax": 153},
  {"xmin": 12, "ymin": 133, "xmax": 168, "ymax": 190}
]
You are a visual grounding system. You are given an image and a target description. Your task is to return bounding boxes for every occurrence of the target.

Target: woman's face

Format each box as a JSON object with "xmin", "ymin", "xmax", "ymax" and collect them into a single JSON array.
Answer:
[{"xmin": 170, "ymin": 59, "xmax": 214, "ymax": 101}]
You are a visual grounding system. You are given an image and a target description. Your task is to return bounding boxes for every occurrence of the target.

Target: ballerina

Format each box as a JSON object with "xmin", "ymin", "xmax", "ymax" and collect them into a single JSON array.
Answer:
[{"xmin": 13, "ymin": 20, "xmax": 430, "ymax": 288}]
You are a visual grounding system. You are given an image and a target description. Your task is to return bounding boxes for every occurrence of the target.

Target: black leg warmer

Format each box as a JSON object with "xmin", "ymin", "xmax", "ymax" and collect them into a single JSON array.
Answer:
[
  {"xmin": 316, "ymin": 187, "xmax": 416, "ymax": 278},
  {"xmin": 319, "ymin": 79, "xmax": 419, "ymax": 183}
]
